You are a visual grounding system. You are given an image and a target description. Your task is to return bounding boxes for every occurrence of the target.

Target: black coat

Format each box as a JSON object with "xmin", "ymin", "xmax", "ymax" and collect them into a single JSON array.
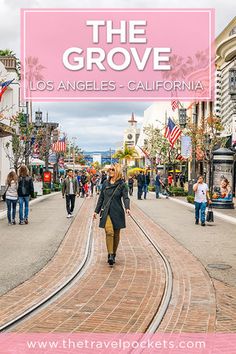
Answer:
[
  {"xmin": 137, "ymin": 173, "xmax": 145, "ymax": 186},
  {"xmin": 95, "ymin": 179, "xmax": 130, "ymax": 229}
]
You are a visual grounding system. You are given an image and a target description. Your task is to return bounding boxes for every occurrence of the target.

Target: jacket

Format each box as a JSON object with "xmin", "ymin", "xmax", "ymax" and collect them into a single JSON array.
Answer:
[
  {"xmin": 18, "ymin": 176, "xmax": 34, "ymax": 197},
  {"xmin": 62, "ymin": 177, "xmax": 79, "ymax": 196},
  {"xmin": 6, "ymin": 180, "xmax": 18, "ymax": 200},
  {"xmin": 95, "ymin": 178, "xmax": 130, "ymax": 229},
  {"xmin": 137, "ymin": 173, "xmax": 145, "ymax": 187}
]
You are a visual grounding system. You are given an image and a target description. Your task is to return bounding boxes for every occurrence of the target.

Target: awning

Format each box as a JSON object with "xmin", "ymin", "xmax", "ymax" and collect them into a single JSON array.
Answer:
[
  {"xmin": 30, "ymin": 158, "xmax": 45, "ymax": 167},
  {"xmin": 0, "ymin": 122, "xmax": 15, "ymax": 137}
]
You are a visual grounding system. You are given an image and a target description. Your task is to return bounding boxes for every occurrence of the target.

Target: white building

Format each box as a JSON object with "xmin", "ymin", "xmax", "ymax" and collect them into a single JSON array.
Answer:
[
  {"xmin": 123, "ymin": 112, "xmax": 140, "ymax": 148},
  {"xmin": 0, "ymin": 57, "xmax": 19, "ymax": 194},
  {"xmin": 215, "ymin": 17, "xmax": 236, "ymax": 141}
]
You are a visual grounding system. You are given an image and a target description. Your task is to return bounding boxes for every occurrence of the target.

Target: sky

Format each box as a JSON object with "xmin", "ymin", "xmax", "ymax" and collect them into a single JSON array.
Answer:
[{"xmin": 0, "ymin": 0, "xmax": 235, "ymax": 150}]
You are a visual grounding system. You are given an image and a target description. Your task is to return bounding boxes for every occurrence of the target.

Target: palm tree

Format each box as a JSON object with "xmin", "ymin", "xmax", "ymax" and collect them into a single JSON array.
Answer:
[{"xmin": 113, "ymin": 145, "xmax": 138, "ymax": 179}]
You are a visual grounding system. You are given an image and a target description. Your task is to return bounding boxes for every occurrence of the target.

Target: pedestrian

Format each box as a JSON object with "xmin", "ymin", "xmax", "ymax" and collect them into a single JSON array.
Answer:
[
  {"xmin": 101, "ymin": 170, "xmax": 107, "ymax": 184},
  {"xmin": 168, "ymin": 174, "xmax": 173, "ymax": 187},
  {"xmin": 76, "ymin": 172, "xmax": 81, "ymax": 196},
  {"xmin": 137, "ymin": 170, "xmax": 145, "ymax": 200},
  {"xmin": 62, "ymin": 169, "xmax": 79, "ymax": 218},
  {"xmin": 179, "ymin": 173, "xmax": 185, "ymax": 188},
  {"xmin": 5, "ymin": 171, "xmax": 18, "ymax": 225},
  {"xmin": 90, "ymin": 174, "xmax": 97, "ymax": 196},
  {"xmin": 128, "ymin": 175, "xmax": 134, "ymax": 196},
  {"xmin": 155, "ymin": 171, "xmax": 161, "ymax": 199},
  {"xmin": 80, "ymin": 170, "xmax": 88, "ymax": 198},
  {"xmin": 93, "ymin": 163, "xmax": 130, "ymax": 266},
  {"xmin": 193, "ymin": 175, "xmax": 212, "ymax": 226},
  {"xmin": 18, "ymin": 165, "xmax": 34, "ymax": 225},
  {"xmin": 143, "ymin": 171, "xmax": 150, "ymax": 199}
]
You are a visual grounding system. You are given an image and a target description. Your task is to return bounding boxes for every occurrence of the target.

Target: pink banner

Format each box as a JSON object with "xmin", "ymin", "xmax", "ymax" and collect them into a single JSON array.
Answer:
[
  {"xmin": 21, "ymin": 9, "xmax": 215, "ymax": 101},
  {"xmin": 1, "ymin": 333, "xmax": 236, "ymax": 353}
]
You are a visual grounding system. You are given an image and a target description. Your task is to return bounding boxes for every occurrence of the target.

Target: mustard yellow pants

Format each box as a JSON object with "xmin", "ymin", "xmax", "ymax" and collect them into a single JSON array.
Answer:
[{"xmin": 104, "ymin": 215, "xmax": 120, "ymax": 254}]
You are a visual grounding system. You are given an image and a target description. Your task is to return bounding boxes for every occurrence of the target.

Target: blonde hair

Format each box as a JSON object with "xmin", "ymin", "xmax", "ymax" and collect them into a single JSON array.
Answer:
[{"xmin": 110, "ymin": 163, "xmax": 123, "ymax": 182}]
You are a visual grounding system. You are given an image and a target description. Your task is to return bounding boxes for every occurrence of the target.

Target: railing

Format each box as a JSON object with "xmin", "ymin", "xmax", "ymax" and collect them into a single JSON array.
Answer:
[{"xmin": 0, "ymin": 56, "xmax": 17, "ymax": 70}]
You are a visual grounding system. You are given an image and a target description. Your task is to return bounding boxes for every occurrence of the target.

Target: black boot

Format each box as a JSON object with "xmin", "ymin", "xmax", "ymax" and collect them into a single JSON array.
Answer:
[
  {"xmin": 113, "ymin": 253, "xmax": 116, "ymax": 263},
  {"xmin": 108, "ymin": 254, "xmax": 114, "ymax": 266}
]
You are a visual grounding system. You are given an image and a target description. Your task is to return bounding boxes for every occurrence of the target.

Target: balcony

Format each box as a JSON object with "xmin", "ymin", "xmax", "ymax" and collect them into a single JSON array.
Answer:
[{"xmin": 0, "ymin": 56, "xmax": 17, "ymax": 71}]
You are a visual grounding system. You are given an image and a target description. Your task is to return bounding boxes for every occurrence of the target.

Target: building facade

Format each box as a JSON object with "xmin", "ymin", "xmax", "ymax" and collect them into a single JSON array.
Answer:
[{"xmin": 0, "ymin": 57, "xmax": 19, "ymax": 194}]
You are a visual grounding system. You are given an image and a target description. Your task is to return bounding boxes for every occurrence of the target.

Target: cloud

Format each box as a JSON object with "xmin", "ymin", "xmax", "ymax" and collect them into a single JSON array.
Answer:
[
  {"xmin": 1, "ymin": 0, "xmax": 235, "ymax": 149},
  {"xmin": 33, "ymin": 102, "xmax": 145, "ymax": 150}
]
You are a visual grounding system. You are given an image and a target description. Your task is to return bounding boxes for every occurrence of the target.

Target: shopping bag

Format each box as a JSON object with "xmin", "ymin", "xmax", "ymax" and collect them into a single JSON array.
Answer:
[{"xmin": 206, "ymin": 206, "xmax": 214, "ymax": 222}]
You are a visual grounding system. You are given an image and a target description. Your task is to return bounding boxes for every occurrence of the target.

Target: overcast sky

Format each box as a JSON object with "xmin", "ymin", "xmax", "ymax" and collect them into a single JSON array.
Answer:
[{"xmin": 0, "ymin": 0, "xmax": 235, "ymax": 150}]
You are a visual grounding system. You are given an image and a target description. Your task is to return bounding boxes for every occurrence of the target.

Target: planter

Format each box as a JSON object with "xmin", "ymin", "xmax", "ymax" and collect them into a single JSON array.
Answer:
[
  {"xmin": 43, "ymin": 189, "xmax": 51, "ymax": 195},
  {"xmin": 187, "ymin": 195, "xmax": 194, "ymax": 204}
]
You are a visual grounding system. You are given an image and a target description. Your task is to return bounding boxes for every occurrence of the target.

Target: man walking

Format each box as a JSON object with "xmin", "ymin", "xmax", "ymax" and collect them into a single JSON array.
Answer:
[
  {"xmin": 62, "ymin": 169, "xmax": 79, "ymax": 218},
  {"xmin": 143, "ymin": 171, "xmax": 150, "ymax": 199},
  {"xmin": 155, "ymin": 171, "xmax": 161, "ymax": 199},
  {"xmin": 137, "ymin": 171, "xmax": 145, "ymax": 200},
  {"xmin": 193, "ymin": 175, "xmax": 211, "ymax": 226}
]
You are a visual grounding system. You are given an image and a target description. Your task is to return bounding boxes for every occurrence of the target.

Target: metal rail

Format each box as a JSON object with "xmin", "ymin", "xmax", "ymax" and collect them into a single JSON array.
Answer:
[{"xmin": 1, "ymin": 208, "xmax": 173, "ymax": 333}]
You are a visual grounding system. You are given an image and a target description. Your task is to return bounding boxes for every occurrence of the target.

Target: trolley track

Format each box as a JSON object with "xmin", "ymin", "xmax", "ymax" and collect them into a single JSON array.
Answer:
[{"xmin": 0, "ymin": 205, "xmax": 173, "ymax": 333}]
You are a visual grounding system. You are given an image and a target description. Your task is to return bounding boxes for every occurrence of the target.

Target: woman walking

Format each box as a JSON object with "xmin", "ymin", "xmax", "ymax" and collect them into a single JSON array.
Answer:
[
  {"xmin": 93, "ymin": 164, "xmax": 130, "ymax": 266},
  {"xmin": 18, "ymin": 165, "xmax": 34, "ymax": 225},
  {"xmin": 5, "ymin": 171, "xmax": 18, "ymax": 225}
]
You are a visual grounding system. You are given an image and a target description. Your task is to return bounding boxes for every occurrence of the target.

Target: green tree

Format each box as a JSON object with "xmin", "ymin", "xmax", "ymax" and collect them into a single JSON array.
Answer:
[
  {"xmin": 4, "ymin": 113, "xmax": 34, "ymax": 172},
  {"xmin": 143, "ymin": 125, "xmax": 181, "ymax": 186},
  {"xmin": 186, "ymin": 114, "xmax": 226, "ymax": 191},
  {"xmin": 113, "ymin": 145, "xmax": 138, "ymax": 178}
]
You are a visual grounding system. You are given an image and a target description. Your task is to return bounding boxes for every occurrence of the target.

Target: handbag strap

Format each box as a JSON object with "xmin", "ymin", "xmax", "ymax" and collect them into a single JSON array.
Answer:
[{"xmin": 102, "ymin": 183, "xmax": 121, "ymax": 211}]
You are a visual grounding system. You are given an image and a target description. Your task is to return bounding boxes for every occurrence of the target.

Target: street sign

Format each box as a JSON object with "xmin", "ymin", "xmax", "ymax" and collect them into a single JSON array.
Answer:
[{"xmin": 43, "ymin": 171, "xmax": 51, "ymax": 183}]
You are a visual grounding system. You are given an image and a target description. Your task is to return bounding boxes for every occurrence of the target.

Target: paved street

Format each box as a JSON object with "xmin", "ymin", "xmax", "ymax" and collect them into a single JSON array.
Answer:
[
  {"xmin": 0, "ymin": 191, "xmax": 236, "ymax": 333},
  {"xmin": 133, "ymin": 191, "xmax": 236, "ymax": 331},
  {"xmin": 0, "ymin": 193, "xmax": 83, "ymax": 295}
]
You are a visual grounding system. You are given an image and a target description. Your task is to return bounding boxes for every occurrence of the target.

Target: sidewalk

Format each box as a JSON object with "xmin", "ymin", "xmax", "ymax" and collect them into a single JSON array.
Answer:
[
  {"xmin": 176, "ymin": 196, "xmax": 236, "ymax": 220},
  {"xmin": 0, "ymin": 193, "xmax": 83, "ymax": 295},
  {"xmin": 0, "ymin": 193, "xmax": 61, "ymax": 220}
]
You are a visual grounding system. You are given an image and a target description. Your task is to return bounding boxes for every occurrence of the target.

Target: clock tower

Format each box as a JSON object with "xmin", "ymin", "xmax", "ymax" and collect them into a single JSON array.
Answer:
[{"xmin": 123, "ymin": 112, "xmax": 140, "ymax": 148}]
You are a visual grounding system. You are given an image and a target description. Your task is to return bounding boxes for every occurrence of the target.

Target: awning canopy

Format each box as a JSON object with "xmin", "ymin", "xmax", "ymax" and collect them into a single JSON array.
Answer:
[
  {"xmin": 30, "ymin": 158, "xmax": 45, "ymax": 167},
  {"xmin": 0, "ymin": 122, "xmax": 15, "ymax": 137}
]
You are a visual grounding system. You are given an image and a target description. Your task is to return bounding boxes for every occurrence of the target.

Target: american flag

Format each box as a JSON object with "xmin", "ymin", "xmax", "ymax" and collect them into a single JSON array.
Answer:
[
  {"xmin": 171, "ymin": 100, "xmax": 179, "ymax": 111},
  {"xmin": 164, "ymin": 118, "xmax": 182, "ymax": 148},
  {"xmin": 52, "ymin": 137, "xmax": 66, "ymax": 152},
  {"xmin": 176, "ymin": 153, "xmax": 186, "ymax": 161},
  {"xmin": 0, "ymin": 79, "xmax": 14, "ymax": 101}
]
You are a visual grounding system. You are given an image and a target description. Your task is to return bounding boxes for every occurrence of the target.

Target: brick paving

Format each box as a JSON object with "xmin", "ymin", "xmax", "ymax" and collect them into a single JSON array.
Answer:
[
  {"xmin": 214, "ymin": 280, "xmax": 236, "ymax": 332},
  {"xmin": 10, "ymin": 202, "xmax": 216, "ymax": 333},
  {"xmin": 13, "ymin": 214, "xmax": 166, "ymax": 333},
  {"xmin": 0, "ymin": 195, "xmax": 224, "ymax": 333},
  {"xmin": 0, "ymin": 197, "xmax": 94, "ymax": 328},
  {"xmin": 131, "ymin": 203, "xmax": 216, "ymax": 333}
]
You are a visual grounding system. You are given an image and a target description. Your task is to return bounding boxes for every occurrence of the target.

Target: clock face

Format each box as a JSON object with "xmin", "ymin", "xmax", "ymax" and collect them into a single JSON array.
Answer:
[{"xmin": 127, "ymin": 133, "xmax": 133, "ymax": 140}]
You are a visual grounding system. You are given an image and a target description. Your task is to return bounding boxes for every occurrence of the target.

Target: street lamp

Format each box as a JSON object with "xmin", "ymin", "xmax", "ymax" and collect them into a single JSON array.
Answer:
[
  {"xmin": 178, "ymin": 108, "xmax": 187, "ymax": 128},
  {"xmin": 35, "ymin": 109, "xmax": 43, "ymax": 127}
]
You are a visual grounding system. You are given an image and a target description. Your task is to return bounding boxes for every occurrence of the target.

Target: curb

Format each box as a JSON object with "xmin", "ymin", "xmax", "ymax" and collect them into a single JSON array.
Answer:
[
  {"xmin": 0, "ymin": 192, "xmax": 60, "ymax": 221},
  {"xmin": 160, "ymin": 194, "xmax": 236, "ymax": 225}
]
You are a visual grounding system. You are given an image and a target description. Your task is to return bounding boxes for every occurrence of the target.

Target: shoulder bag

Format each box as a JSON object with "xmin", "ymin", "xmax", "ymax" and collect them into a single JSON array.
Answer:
[{"xmin": 2, "ymin": 184, "xmax": 10, "ymax": 201}]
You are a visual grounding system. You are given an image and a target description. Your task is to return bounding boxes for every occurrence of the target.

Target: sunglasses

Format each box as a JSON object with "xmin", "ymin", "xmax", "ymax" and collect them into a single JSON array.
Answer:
[{"xmin": 109, "ymin": 168, "xmax": 115, "ymax": 172}]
